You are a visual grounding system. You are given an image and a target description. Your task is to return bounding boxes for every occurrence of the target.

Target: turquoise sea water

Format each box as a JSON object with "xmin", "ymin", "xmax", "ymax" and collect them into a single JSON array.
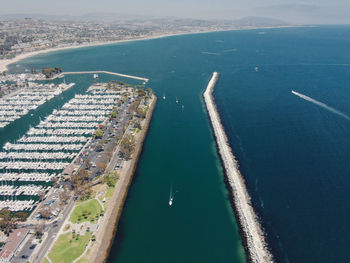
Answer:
[{"xmin": 9, "ymin": 26, "xmax": 350, "ymax": 262}]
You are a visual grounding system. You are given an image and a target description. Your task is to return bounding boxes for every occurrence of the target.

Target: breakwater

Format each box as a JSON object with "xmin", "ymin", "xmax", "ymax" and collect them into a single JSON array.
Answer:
[
  {"xmin": 203, "ymin": 72, "xmax": 272, "ymax": 263},
  {"xmin": 60, "ymin": 71, "xmax": 149, "ymax": 82}
]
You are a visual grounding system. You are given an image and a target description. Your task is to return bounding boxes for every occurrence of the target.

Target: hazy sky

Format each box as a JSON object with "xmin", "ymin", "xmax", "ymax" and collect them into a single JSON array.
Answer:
[{"xmin": 2, "ymin": 0, "xmax": 350, "ymax": 24}]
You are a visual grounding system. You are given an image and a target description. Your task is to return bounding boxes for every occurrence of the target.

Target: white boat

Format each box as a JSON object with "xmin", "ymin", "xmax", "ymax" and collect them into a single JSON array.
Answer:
[
  {"xmin": 163, "ymin": 94, "xmax": 166, "ymax": 100},
  {"xmin": 176, "ymin": 97, "xmax": 179, "ymax": 103},
  {"xmin": 169, "ymin": 186, "xmax": 173, "ymax": 206},
  {"xmin": 93, "ymin": 74, "xmax": 99, "ymax": 79}
]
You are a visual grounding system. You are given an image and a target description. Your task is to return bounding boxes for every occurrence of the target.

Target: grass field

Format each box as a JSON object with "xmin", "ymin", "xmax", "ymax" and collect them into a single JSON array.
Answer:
[
  {"xmin": 42, "ymin": 257, "xmax": 50, "ymax": 263},
  {"xmin": 106, "ymin": 186, "xmax": 115, "ymax": 198},
  {"xmin": 70, "ymin": 199, "xmax": 102, "ymax": 223},
  {"xmin": 48, "ymin": 232, "xmax": 91, "ymax": 263}
]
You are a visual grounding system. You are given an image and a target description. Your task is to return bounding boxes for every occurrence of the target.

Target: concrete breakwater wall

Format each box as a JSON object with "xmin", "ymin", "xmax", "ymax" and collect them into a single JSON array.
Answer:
[{"xmin": 203, "ymin": 72, "xmax": 273, "ymax": 263}]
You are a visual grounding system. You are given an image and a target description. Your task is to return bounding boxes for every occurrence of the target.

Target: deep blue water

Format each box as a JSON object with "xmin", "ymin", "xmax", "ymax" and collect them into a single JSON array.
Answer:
[
  {"xmin": 213, "ymin": 26, "xmax": 350, "ymax": 262},
  {"xmin": 9, "ymin": 26, "xmax": 350, "ymax": 262}
]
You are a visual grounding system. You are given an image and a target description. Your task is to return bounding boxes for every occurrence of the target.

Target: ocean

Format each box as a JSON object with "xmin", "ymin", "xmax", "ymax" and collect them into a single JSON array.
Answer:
[{"xmin": 8, "ymin": 25, "xmax": 350, "ymax": 262}]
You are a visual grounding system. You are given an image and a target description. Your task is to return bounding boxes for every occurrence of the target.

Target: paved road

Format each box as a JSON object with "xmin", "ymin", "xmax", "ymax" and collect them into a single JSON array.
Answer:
[{"xmin": 30, "ymin": 198, "xmax": 75, "ymax": 263}]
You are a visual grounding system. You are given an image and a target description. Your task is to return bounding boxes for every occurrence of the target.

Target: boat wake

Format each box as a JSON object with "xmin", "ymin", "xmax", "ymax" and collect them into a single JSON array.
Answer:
[
  {"xmin": 292, "ymin": 90, "xmax": 350, "ymax": 120},
  {"xmin": 222, "ymin": 49, "xmax": 237, "ymax": 53},
  {"xmin": 201, "ymin": 51, "xmax": 221, "ymax": 56}
]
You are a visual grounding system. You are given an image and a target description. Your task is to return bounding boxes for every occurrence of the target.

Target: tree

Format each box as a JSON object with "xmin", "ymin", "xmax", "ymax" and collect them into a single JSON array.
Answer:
[
  {"xmin": 0, "ymin": 218, "xmax": 16, "ymax": 235},
  {"xmin": 38, "ymin": 190, "xmax": 45, "ymax": 201},
  {"xmin": 34, "ymin": 223, "xmax": 44, "ymax": 238},
  {"xmin": 71, "ymin": 169, "xmax": 89, "ymax": 190},
  {"xmin": 96, "ymin": 163, "xmax": 107, "ymax": 175},
  {"xmin": 39, "ymin": 208, "xmax": 52, "ymax": 219},
  {"xmin": 85, "ymin": 158, "xmax": 92, "ymax": 169},
  {"xmin": 120, "ymin": 135, "xmax": 135, "ymax": 159},
  {"xmin": 0, "ymin": 208, "xmax": 10, "ymax": 221},
  {"xmin": 59, "ymin": 189, "xmax": 70, "ymax": 205},
  {"xmin": 13, "ymin": 212, "xmax": 27, "ymax": 221},
  {"xmin": 51, "ymin": 176, "xmax": 59, "ymax": 186},
  {"xmin": 103, "ymin": 171, "xmax": 120, "ymax": 187},
  {"xmin": 95, "ymin": 129, "xmax": 104, "ymax": 138},
  {"xmin": 136, "ymin": 107, "xmax": 146, "ymax": 118},
  {"xmin": 134, "ymin": 120, "xmax": 142, "ymax": 130},
  {"xmin": 145, "ymin": 87, "xmax": 152, "ymax": 97}
]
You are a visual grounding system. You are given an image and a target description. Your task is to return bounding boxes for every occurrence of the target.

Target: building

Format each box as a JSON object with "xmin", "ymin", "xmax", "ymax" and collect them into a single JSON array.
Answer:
[{"xmin": 0, "ymin": 228, "xmax": 29, "ymax": 263}]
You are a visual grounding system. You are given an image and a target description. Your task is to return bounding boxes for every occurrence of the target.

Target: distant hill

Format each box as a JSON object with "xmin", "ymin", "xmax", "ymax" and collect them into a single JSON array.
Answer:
[{"xmin": 233, "ymin": 16, "xmax": 288, "ymax": 26}]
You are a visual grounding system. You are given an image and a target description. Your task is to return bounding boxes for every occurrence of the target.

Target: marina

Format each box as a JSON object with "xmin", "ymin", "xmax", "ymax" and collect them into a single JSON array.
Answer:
[
  {"xmin": 0, "ymin": 173, "xmax": 56, "ymax": 182},
  {"xmin": 0, "ymin": 83, "xmax": 122, "ymax": 212},
  {"xmin": 0, "ymin": 185, "xmax": 49, "ymax": 196},
  {"xmin": 0, "ymin": 82, "xmax": 75, "ymax": 128},
  {"xmin": 0, "ymin": 200, "xmax": 36, "ymax": 212}
]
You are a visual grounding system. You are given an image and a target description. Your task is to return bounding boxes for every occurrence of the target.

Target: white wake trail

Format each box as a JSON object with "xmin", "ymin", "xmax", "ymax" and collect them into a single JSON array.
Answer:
[{"xmin": 292, "ymin": 90, "xmax": 350, "ymax": 120}]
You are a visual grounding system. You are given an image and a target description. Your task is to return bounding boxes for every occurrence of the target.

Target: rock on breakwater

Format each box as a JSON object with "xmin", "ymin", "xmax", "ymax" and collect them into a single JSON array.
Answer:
[{"xmin": 203, "ymin": 72, "xmax": 273, "ymax": 263}]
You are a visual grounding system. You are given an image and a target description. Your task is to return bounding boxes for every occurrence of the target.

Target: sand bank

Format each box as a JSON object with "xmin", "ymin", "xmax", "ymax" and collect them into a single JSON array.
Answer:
[{"xmin": 203, "ymin": 72, "xmax": 273, "ymax": 263}]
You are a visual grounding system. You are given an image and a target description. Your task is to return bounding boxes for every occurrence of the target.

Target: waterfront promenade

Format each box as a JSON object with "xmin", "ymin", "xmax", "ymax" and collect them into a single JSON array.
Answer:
[
  {"xmin": 203, "ymin": 72, "xmax": 272, "ymax": 263},
  {"xmin": 59, "ymin": 71, "xmax": 149, "ymax": 82}
]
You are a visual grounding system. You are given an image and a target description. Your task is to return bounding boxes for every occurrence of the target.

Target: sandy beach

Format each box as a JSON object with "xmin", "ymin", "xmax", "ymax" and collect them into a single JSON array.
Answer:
[
  {"xmin": 203, "ymin": 72, "xmax": 273, "ymax": 263},
  {"xmin": 0, "ymin": 32, "xmax": 213, "ymax": 73},
  {"xmin": 0, "ymin": 25, "xmax": 297, "ymax": 74}
]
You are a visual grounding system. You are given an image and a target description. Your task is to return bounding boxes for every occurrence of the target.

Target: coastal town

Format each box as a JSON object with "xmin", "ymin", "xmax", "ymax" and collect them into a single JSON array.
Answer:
[
  {"xmin": 0, "ymin": 70, "xmax": 156, "ymax": 262},
  {"xmin": 0, "ymin": 17, "xmax": 245, "ymax": 61},
  {"xmin": 0, "ymin": 15, "xmax": 287, "ymax": 72}
]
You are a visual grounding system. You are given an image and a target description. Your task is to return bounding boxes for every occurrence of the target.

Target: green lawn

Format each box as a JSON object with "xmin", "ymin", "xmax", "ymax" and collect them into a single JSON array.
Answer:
[
  {"xmin": 48, "ymin": 232, "xmax": 91, "ymax": 263},
  {"xmin": 70, "ymin": 199, "xmax": 102, "ymax": 223},
  {"xmin": 76, "ymin": 254, "xmax": 89, "ymax": 263},
  {"xmin": 106, "ymin": 186, "xmax": 115, "ymax": 198},
  {"xmin": 42, "ymin": 257, "xmax": 50, "ymax": 263}
]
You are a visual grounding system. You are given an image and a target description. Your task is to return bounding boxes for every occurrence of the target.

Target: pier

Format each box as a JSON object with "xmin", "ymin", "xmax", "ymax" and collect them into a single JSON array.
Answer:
[
  {"xmin": 203, "ymin": 72, "xmax": 273, "ymax": 263},
  {"xmin": 59, "ymin": 71, "xmax": 149, "ymax": 82}
]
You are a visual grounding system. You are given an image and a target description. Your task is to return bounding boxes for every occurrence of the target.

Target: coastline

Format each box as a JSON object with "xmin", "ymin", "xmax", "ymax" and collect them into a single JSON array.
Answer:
[
  {"xmin": 0, "ymin": 25, "xmax": 298, "ymax": 74},
  {"xmin": 203, "ymin": 72, "xmax": 273, "ymax": 263},
  {"xmin": 87, "ymin": 94, "xmax": 157, "ymax": 263}
]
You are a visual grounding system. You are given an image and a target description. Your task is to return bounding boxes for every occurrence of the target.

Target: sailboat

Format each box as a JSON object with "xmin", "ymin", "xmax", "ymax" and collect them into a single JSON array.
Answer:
[
  {"xmin": 176, "ymin": 97, "xmax": 179, "ymax": 104},
  {"xmin": 163, "ymin": 94, "xmax": 166, "ymax": 100}
]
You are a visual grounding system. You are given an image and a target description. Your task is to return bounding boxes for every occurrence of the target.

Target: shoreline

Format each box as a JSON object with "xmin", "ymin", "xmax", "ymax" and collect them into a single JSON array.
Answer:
[
  {"xmin": 88, "ymin": 94, "xmax": 157, "ymax": 263},
  {"xmin": 203, "ymin": 72, "xmax": 273, "ymax": 263},
  {"xmin": 0, "ymin": 25, "xmax": 298, "ymax": 73}
]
